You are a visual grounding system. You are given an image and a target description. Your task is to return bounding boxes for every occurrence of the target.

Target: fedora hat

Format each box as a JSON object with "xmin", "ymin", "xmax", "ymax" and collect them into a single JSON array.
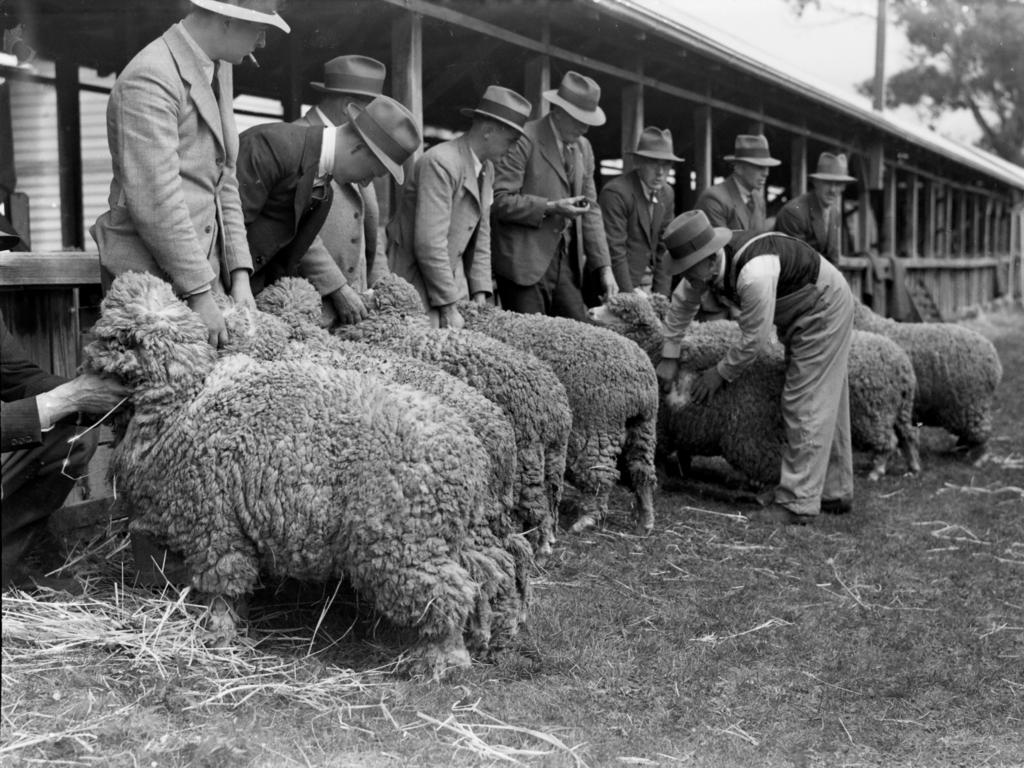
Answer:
[
  {"xmin": 459, "ymin": 85, "xmax": 532, "ymax": 135},
  {"xmin": 809, "ymin": 152, "xmax": 856, "ymax": 183},
  {"xmin": 543, "ymin": 71, "xmax": 606, "ymax": 127},
  {"xmin": 190, "ymin": 0, "xmax": 290, "ymax": 32},
  {"xmin": 630, "ymin": 126, "xmax": 684, "ymax": 162},
  {"xmin": 345, "ymin": 96, "xmax": 422, "ymax": 185},
  {"xmin": 723, "ymin": 134, "xmax": 781, "ymax": 167},
  {"xmin": 663, "ymin": 210, "xmax": 732, "ymax": 275},
  {"xmin": 311, "ymin": 55, "xmax": 386, "ymax": 97}
]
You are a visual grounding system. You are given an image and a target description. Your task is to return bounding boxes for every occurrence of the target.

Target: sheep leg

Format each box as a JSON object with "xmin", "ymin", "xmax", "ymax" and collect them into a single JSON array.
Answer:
[
  {"xmin": 621, "ymin": 416, "xmax": 658, "ymax": 535},
  {"xmin": 633, "ymin": 482, "xmax": 655, "ymax": 535},
  {"xmin": 866, "ymin": 450, "xmax": 891, "ymax": 482},
  {"xmin": 896, "ymin": 422, "xmax": 921, "ymax": 475},
  {"xmin": 515, "ymin": 445, "xmax": 556, "ymax": 559},
  {"xmin": 403, "ymin": 631, "xmax": 472, "ymax": 681},
  {"xmin": 201, "ymin": 594, "xmax": 244, "ymax": 645}
]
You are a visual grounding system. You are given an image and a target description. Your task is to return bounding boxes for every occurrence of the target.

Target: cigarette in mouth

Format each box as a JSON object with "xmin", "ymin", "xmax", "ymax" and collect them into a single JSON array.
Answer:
[{"xmin": 247, "ymin": 53, "xmax": 260, "ymax": 68}]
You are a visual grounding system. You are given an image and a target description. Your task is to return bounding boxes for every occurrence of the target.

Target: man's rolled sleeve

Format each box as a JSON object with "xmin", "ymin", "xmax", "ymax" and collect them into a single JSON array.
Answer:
[
  {"xmin": 716, "ymin": 255, "xmax": 779, "ymax": 381},
  {"xmin": 660, "ymin": 277, "xmax": 704, "ymax": 359}
]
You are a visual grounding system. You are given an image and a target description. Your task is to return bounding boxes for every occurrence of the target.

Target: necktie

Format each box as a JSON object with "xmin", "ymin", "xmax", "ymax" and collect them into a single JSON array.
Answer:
[
  {"xmin": 564, "ymin": 143, "xmax": 576, "ymax": 190},
  {"xmin": 211, "ymin": 61, "xmax": 221, "ymax": 104},
  {"xmin": 746, "ymin": 194, "xmax": 755, "ymax": 214}
]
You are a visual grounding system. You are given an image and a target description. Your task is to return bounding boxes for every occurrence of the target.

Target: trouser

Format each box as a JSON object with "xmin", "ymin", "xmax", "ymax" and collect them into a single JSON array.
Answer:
[
  {"xmin": 496, "ymin": 240, "xmax": 588, "ymax": 321},
  {"xmin": 1, "ymin": 425, "xmax": 98, "ymax": 586},
  {"xmin": 772, "ymin": 258, "xmax": 854, "ymax": 516}
]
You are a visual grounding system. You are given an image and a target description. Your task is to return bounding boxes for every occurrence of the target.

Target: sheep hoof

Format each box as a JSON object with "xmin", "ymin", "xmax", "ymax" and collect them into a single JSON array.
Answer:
[
  {"xmin": 403, "ymin": 636, "xmax": 472, "ymax": 681},
  {"xmin": 633, "ymin": 511, "xmax": 655, "ymax": 536},
  {"xmin": 867, "ymin": 469, "xmax": 885, "ymax": 482},
  {"xmin": 202, "ymin": 594, "xmax": 241, "ymax": 646},
  {"xmin": 569, "ymin": 513, "xmax": 599, "ymax": 533}
]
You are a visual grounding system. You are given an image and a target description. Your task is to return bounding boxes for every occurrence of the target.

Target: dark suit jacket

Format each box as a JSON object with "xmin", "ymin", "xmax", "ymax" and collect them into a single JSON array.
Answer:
[
  {"xmin": 774, "ymin": 191, "xmax": 843, "ymax": 265},
  {"xmin": 598, "ymin": 170, "xmax": 674, "ymax": 295},
  {"xmin": 237, "ymin": 122, "xmax": 344, "ymax": 292},
  {"xmin": 491, "ymin": 114, "xmax": 611, "ymax": 286},
  {"xmin": 1, "ymin": 314, "xmax": 67, "ymax": 452},
  {"xmin": 696, "ymin": 175, "xmax": 768, "ymax": 233}
]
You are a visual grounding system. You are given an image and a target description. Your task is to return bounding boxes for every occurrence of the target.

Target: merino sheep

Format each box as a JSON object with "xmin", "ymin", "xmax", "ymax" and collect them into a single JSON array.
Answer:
[
  {"xmin": 590, "ymin": 292, "xmax": 921, "ymax": 485},
  {"xmin": 853, "ymin": 301, "xmax": 1003, "ymax": 450},
  {"xmin": 86, "ymin": 272, "xmax": 531, "ymax": 679},
  {"xmin": 457, "ymin": 300, "xmax": 659, "ymax": 534},
  {"xmin": 223, "ymin": 283, "xmax": 517, "ymax": 516},
  {"xmin": 269, "ymin": 274, "xmax": 573, "ymax": 558}
]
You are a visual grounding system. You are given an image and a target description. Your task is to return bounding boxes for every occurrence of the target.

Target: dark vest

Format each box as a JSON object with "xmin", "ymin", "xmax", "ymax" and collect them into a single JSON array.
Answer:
[{"xmin": 721, "ymin": 232, "xmax": 820, "ymax": 305}]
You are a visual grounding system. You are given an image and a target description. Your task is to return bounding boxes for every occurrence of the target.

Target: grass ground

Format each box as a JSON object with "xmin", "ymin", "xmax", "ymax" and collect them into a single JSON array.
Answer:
[{"xmin": 3, "ymin": 307, "xmax": 1022, "ymax": 768}]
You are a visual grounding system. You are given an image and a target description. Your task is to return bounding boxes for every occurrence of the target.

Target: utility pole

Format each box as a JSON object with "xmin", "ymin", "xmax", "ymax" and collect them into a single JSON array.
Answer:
[{"xmin": 873, "ymin": 0, "xmax": 887, "ymax": 111}]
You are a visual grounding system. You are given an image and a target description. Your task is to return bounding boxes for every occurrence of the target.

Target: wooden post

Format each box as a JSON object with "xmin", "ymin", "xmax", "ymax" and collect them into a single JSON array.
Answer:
[
  {"xmin": 971, "ymin": 193, "xmax": 982, "ymax": 256},
  {"xmin": 924, "ymin": 179, "xmax": 937, "ymax": 258},
  {"xmin": 957, "ymin": 189, "xmax": 967, "ymax": 258},
  {"xmin": 693, "ymin": 105, "xmax": 712, "ymax": 194},
  {"xmin": 391, "ymin": 10, "xmax": 423, "ymax": 213},
  {"xmin": 905, "ymin": 173, "xmax": 919, "ymax": 258},
  {"xmin": 944, "ymin": 187, "xmax": 953, "ymax": 258},
  {"xmin": 883, "ymin": 164, "xmax": 897, "ymax": 256},
  {"xmin": 621, "ymin": 78, "xmax": 643, "ymax": 173},
  {"xmin": 790, "ymin": 135, "xmax": 807, "ymax": 198},
  {"xmin": 280, "ymin": 31, "xmax": 304, "ymax": 122},
  {"xmin": 524, "ymin": 22, "xmax": 550, "ymax": 120},
  {"xmin": 55, "ymin": 58, "xmax": 84, "ymax": 249}
]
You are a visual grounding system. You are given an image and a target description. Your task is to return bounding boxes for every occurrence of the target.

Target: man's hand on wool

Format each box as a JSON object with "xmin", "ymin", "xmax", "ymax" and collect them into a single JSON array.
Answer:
[
  {"xmin": 470, "ymin": 291, "xmax": 489, "ymax": 306},
  {"xmin": 690, "ymin": 367, "xmax": 725, "ymax": 404},
  {"xmin": 329, "ymin": 284, "xmax": 369, "ymax": 326},
  {"xmin": 438, "ymin": 303, "xmax": 465, "ymax": 330},
  {"xmin": 187, "ymin": 289, "xmax": 228, "ymax": 348},
  {"xmin": 229, "ymin": 270, "xmax": 256, "ymax": 312},
  {"xmin": 599, "ymin": 267, "xmax": 619, "ymax": 300},
  {"xmin": 655, "ymin": 358, "xmax": 679, "ymax": 394}
]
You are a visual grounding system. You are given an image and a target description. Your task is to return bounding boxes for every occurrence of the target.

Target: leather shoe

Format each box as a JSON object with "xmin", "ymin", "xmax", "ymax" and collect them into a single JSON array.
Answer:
[
  {"xmin": 820, "ymin": 497, "xmax": 853, "ymax": 515},
  {"xmin": 750, "ymin": 504, "xmax": 813, "ymax": 526}
]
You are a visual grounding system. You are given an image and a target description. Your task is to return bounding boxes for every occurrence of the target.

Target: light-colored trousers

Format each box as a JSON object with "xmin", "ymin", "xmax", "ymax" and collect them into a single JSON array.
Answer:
[{"xmin": 772, "ymin": 258, "xmax": 854, "ymax": 515}]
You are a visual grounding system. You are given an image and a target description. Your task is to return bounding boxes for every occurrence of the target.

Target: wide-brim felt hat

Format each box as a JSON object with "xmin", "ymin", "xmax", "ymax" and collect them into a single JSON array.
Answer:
[
  {"xmin": 723, "ymin": 134, "xmax": 780, "ymax": 167},
  {"xmin": 311, "ymin": 55, "xmax": 386, "ymax": 97},
  {"xmin": 543, "ymin": 71, "xmax": 606, "ymax": 127},
  {"xmin": 663, "ymin": 210, "xmax": 732, "ymax": 275},
  {"xmin": 345, "ymin": 96, "xmax": 422, "ymax": 185},
  {"xmin": 630, "ymin": 126, "xmax": 684, "ymax": 162},
  {"xmin": 459, "ymin": 85, "xmax": 532, "ymax": 135},
  {"xmin": 809, "ymin": 152, "xmax": 856, "ymax": 182},
  {"xmin": 190, "ymin": 0, "xmax": 290, "ymax": 32}
]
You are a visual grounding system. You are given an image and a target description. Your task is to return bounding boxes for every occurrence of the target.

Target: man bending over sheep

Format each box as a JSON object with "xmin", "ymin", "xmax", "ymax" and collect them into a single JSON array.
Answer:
[{"xmin": 654, "ymin": 211, "xmax": 855, "ymax": 525}]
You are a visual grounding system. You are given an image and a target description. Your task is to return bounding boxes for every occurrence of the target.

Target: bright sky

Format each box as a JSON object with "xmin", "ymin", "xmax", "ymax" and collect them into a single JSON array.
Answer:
[{"xmin": 638, "ymin": 0, "xmax": 983, "ymax": 144}]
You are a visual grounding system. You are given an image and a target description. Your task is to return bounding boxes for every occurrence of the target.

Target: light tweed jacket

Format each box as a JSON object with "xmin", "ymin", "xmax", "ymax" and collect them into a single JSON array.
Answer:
[{"xmin": 91, "ymin": 23, "xmax": 252, "ymax": 296}]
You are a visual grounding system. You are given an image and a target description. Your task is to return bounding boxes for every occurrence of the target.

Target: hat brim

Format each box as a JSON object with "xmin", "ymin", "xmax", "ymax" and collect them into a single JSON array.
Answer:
[
  {"xmin": 0, "ymin": 232, "xmax": 21, "ymax": 250},
  {"xmin": 189, "ymin": 0, "xmax": 290, "ymax": 32},
  {"xmin": 631, "ymin": 149, "xmax": 685, "ymax": 163},
  {"xmin": 542, "ymin": 90, "xmax": 606, "ymax": 126},
  {"xmin": 346, "ymin": 103, "xmax": 405, "ymax": 185},
  {"xmin": 809, "ymin": 172, "xmax": 856, "ymax": 183},
  {"xmin": 724, "ymin": 154, "xmax": 781, "ymax": 167},
  {"xmin": 458, "ymin": 107, "xmax": 527, "ymax": 135},
  {"xmin": 667, "ymin": 227, "xmax": 732, "ymax": 276},
  {"xmin": 310, "ymin": 82, "xmax": 381, "ymax": 98}
]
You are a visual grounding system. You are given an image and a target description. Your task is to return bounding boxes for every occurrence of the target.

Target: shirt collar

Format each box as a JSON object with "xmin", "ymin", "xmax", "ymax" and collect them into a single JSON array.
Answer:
[
  {"xmin": 177, "ymin": 21, "xmax": 215, "ymax": 86},
  {"xmin": 639, "ymin": 178, "xmax": 658, "ymax": 202},
  {"xmin": 469, "ymin": 146, "xmax": 483, "ymax": 178},
  {"xmin": 314, "ymin": 106, "xmax": 337, "ymax": 129}
]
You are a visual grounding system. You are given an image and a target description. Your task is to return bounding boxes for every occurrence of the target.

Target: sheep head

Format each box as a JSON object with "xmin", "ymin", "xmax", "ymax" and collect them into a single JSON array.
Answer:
[
  {"xmin": 588, "ymin": 292, "xmax": 664, "ymax": 360},
  {"xmin": 83, "ymin": 271, "xmax": 216, "ymax": 390},
  {"xmin": 255, "ymin": 277, "xmax": 322, "ymax": 339},
  {"xmin": 363, "ymin": 273, "xmax": 429, "ymax": 320}
]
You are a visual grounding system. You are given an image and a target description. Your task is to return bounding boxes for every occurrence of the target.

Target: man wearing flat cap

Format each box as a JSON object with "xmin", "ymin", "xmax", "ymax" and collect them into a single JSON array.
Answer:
[
  {"xmin": 237, "ymin": 95, "xmax": 421, "ymax": 303},
  {"xmin": 598, "ymin": 126, "xmax": 683, "ymax": 296},
  {"xmin": 774, "ymin": 152, "xmax": 856, "ymax": 265},
  {"xmin": 697, "ymin": 134, "xmax": 780, "ymax": 234},
  {"xmin": 294, "ymin": 55, "xmax": 390, "ymax": 326},
  {"xmin": 92, "ymin": 0, "xmax": 291, "ymax": 349},
  {"xmin": 656, "ymin": 211, "xmax": 855, "ymax": 526},
  {"xmin": 388, "ymin": 86, "xmax": 532, "ymax": 329},
  {"xmin": 491, "ymin": 71, "xmax": 618, "ymax": 320}
]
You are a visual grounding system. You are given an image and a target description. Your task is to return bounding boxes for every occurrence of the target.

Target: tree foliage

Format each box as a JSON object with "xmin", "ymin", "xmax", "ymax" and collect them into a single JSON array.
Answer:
[{"xmin": 793, "ymin": 0, "xmax": 1024, "ymax": 166}]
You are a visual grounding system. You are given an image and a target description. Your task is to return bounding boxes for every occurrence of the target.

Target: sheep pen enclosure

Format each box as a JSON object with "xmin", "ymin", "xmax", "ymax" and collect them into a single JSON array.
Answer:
[{"xmin": 2, "ymin": 306, "xmax": 1023, "ymax": 768}]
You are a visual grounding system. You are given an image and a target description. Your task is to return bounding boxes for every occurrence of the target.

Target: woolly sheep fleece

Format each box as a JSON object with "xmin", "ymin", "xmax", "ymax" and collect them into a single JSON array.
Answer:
[
  {"xmin": 853, "ymin": 301, "xmax": 1003, "ymax": 447},
  {"xmin": 327, "ymin": 273, "xmax": 573, "ymax": 557},
  {"xmin": 85, "ymin": 272, "xmax": 531, "ymax": 677},
  {"xmin": 590, "ymin": 292, "xmax": 920, "ymax": 485},
  {"xmin": 457, "ymin": 299, "xmax": 659, "ymax": 534}
]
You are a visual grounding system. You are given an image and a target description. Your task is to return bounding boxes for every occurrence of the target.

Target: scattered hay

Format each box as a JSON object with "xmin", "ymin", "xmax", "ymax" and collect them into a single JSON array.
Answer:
[{"xmin": 416, "ymin": 700, "xmax": 590, "ymax": 767}]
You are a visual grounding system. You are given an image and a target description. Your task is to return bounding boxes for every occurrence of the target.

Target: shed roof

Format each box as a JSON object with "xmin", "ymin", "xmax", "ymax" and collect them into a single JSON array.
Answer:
[{"xmin": 611, "ymin": 0, "xmax": 1024, "ymax": 189}]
